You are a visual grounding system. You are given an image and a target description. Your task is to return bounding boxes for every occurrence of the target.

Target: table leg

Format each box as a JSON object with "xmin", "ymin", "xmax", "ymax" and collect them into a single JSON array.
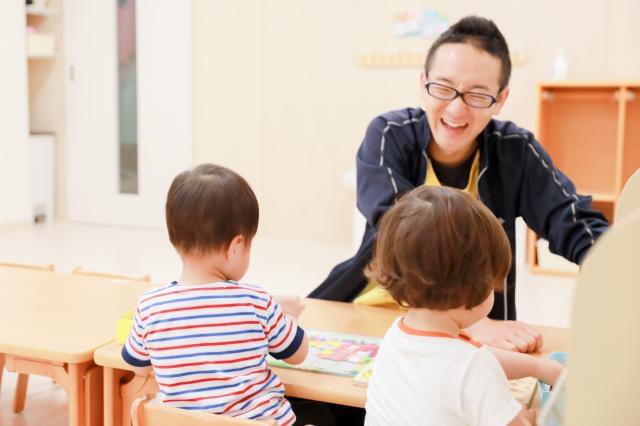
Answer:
[
  {"xmin": 103, "ymin": 367, "xmax": 130, "ymax": 426},
  {"xmin": 67, "ymin": 361, "xmax": 93, "ymax": 426}
]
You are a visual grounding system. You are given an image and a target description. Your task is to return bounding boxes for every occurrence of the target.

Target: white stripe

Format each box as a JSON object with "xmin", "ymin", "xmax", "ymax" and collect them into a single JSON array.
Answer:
[
  {"xmin": 378, "ymin": 118, "xmax": 421, "ymax": 194},
  {"xmin": 526, "ymin": 141, "xmax": 595, "ymax": 245}
]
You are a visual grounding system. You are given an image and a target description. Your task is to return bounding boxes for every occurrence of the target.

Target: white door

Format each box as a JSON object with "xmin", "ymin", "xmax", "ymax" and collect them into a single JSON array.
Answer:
[{"xmin": 64, "ymin": 0, "xmax": 192, "ymax": 227}]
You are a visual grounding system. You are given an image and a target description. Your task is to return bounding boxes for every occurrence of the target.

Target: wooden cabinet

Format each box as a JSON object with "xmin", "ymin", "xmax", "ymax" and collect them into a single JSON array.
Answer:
[{"xmin": 528, "ymin": 81, "xmax": 640, "ymax": 274}]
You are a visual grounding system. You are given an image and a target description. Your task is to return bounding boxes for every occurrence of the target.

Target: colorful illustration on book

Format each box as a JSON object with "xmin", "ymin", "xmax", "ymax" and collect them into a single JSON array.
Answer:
[{"xmin": 268, "ymin": 330, "xmax": 380, "ymax": 377}]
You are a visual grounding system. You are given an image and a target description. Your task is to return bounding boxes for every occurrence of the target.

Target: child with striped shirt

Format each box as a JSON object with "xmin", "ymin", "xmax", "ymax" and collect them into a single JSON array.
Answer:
[{"xmin": 122, "ymin": 163, "xmax": 308, "ymax": 425}]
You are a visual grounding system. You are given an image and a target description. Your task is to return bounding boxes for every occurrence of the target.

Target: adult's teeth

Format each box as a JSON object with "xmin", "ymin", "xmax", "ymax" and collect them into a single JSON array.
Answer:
[{"xmin": 443, "ymin": 118, "xmax": 466, "ymax": 128}]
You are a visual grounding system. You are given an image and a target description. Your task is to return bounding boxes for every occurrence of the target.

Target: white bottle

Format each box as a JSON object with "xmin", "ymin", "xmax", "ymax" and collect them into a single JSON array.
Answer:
[{"xmin": 552, "ymin": 48, "xmax": 568, "ymax": 80}]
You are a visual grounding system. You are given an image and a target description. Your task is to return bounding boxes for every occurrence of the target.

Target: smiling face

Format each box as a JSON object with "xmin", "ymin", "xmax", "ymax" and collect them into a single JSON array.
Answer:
[{"xmin": 421, "ymin": 42, "xmax": 509, "ymax": 165}]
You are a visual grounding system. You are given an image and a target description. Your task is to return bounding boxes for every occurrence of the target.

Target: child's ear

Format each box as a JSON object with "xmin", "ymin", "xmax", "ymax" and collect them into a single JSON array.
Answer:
[{"xmin": 226, "ymin": 235, "xmax": 244, "ymax": 258}]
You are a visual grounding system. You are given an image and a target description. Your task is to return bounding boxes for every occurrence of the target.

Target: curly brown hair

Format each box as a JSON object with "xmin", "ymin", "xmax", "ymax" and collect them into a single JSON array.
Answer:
[
  {"xmin": 166, "ymin": 163, "xmax": 259, "ymax": 255},
  {"xmin": 365, "ymin": 186, "xmax": 511, "ymax": 310}
]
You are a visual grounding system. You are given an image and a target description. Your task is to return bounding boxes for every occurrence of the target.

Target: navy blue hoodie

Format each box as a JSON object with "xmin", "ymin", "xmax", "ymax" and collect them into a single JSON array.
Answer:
[{"xmin": 310, "ymin": 107, "xmax": 608, "ymax": 320}]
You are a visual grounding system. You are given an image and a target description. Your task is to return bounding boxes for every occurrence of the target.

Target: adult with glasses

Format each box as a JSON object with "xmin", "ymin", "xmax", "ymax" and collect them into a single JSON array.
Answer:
[{"xmin": 310, "ymin": 15, "xmax": 608, "ymax": 353}]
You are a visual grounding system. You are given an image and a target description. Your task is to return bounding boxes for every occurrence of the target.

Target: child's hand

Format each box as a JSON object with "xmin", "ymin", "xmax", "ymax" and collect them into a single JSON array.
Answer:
[
  {"xmin": 273, "ymin": 294, "xmax": 305, "ymax": 319},
  {"xmin": 465, "ymin": 317, "xmax": 543, "ymax": 353}
]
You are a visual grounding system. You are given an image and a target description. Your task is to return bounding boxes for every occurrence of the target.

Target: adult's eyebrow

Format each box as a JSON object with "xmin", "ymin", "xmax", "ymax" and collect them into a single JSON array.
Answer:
[{"xmin": 429, "ymin": 77, "xmax": 493, "ymax": 92}]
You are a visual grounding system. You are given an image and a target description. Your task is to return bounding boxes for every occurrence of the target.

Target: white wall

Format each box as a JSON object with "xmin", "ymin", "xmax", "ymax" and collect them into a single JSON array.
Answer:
[
  {"xmin": 193, "ymin": 0, "xmax": 640, "ymax": 244},
  {"xmin": 0, "ymin": 2, "xmax": 30, "ymax": 226}
]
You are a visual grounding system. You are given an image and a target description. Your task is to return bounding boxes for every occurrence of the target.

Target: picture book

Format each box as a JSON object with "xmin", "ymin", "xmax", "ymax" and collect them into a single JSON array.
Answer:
[{"xmin": 267, "ymin": 329, "xmax": 380, "ymax": 378}]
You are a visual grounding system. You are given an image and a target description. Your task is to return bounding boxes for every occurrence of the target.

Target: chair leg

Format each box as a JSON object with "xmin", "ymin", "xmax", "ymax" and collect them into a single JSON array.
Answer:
[
  {"xmin": 12, "ymin": 373, "xmax": 29, "ymax": 413},
  {"xmin": 0, "ymin": 354, "xmax": 5, "ymax": 396}
]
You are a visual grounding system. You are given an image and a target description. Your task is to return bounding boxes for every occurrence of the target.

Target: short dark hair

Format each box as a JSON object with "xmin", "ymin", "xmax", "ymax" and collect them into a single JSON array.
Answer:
[
  {"xmin": 424, "ymin": 16, "xmax": 511, "ymax": 90},
  {"xmin": 166, "ymin": 163, "xmax": 259, "ymax": 255},
  {"xmin": 366, "ymin": 186, "xmax": 511, "ymax": 310}
]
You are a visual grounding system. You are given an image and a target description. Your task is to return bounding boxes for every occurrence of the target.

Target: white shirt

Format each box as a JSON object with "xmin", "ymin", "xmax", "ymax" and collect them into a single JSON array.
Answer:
[{"xmin": 365, "ymin": 317, "xmax": 521, "ymax": 426}]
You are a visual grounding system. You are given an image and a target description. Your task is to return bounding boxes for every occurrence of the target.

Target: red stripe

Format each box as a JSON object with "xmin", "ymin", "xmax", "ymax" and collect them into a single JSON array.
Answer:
[
  {"xmin": 164, "ymin": 372, "xmax": 272, "ymax": 404},
  {"xmin": 147, "ymin": 336, "xmax": 265, "ymax": 351},
  {"xmin": 156, "ymin": 367, "xmax": 267, "ymax": 388},
  {"xmin": 232, "ymin": 397, "xmax": 273, "ymax": 417},
  {"xmin": 142, "ymin": 302, "xmax": 260, "ymax": 322},
  {"xmin": 265, "ymin": 311, "xmax": 285, "ymax": 335},
  {"xmin": 154, "ymin": 354, "xmax": 262, "ymax": 369},
  {"xmin": 223, "ymin": 371, "xmax": 276, "ymax": 412},
  {"xmin": 270, "ymin": 322, "xmax": 294, "ymax": 351},
  {"xmin": 140, "ymin": 285, "xmax": 268, "ymax": 305},
  {"xmin": 126, "ymin": 337, "xmax": 148, "ymax": 357},
  {"xmin": 145, "ymin": 320, "xmax": 261, "ymax": 337}
]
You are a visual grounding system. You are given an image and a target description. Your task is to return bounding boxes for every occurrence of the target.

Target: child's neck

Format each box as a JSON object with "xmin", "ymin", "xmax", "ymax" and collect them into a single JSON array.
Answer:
[
  {"xmin": 179, "ymin": 254, "xmax": 229, "ymax": 286},
  {"xmin": 404, "ymin": 308, "xmax": 463, "ymax": 337}
]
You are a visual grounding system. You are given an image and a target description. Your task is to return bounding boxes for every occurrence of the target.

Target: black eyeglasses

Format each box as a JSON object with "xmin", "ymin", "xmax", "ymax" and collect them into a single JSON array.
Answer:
[{"xmin": 425, "ymin": 82, "xmax": 499, "ymax": 108}]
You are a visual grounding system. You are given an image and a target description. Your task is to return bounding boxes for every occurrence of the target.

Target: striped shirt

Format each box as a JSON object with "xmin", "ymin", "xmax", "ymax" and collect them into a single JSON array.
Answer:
[{"xmin": 122, "ymin": 280, "xmax": 304, "ymax": 425}]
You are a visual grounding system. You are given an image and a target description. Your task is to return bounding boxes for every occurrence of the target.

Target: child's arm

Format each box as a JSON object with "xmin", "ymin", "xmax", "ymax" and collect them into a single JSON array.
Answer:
[
  {"xmin": 465, "ymin": 317, "xmax": 543, "ymax": 353},
  {"xmin": 507, "ymin": 405, "xmax": 535, "ymax": 426},
  {"xmin": 130, "ymin": 365, "xmax": 153, "ymax": 376},
  {"xmin": 264, "ymin": 295, "xmax": 308, "ymax": 365},
  {"xmin": 281, "ymin": 331, "xmax": 309, "ymax": 365},
  {"xmin": 490, "ymin": 347, "xmax": 563, "ymax": 386}
]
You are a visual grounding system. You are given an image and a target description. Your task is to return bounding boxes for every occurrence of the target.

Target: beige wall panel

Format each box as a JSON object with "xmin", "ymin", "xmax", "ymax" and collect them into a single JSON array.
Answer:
[{"xmin": 193, "ymin": 0, "xmax": 638, "ymax": 245}]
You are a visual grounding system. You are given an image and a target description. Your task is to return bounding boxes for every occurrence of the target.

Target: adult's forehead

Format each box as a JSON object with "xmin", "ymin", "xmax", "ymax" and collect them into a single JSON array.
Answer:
[{"xmin": 428, "ymin": 42, "xmax": 503, "ymax": 90}]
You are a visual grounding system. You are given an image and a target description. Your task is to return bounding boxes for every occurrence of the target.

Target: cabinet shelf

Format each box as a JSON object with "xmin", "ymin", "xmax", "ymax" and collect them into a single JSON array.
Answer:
[
  {"xmin": 26, "ymin": 5, "xmax": 56, "ymax": 17},
  {"xmin": 27, "ymin": 53, "xmax": 58, "ymax": 60},
  {"xmin": 528, "ymin": 82, "xmax": 640, "ymax": 275}
]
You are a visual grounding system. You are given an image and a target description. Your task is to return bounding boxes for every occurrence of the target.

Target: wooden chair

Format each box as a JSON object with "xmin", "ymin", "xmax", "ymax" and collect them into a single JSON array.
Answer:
[
  {"xmin": 615, "ymin": 167, "xmax": 640, "ymax": 222},
  {"xmin": 565, "ymin": 210, "xmax": 640, "ymax": 425},
  {"xmin": 0, "ymin": 261, "xmax": 55, "ymax": 412},
  {"xmin": 130, "ymin": 395, "xmax": 277, "ymax": 426},
  {"xmin": 72, "ymin": 267, "xmax": 151, "ymax": 282}
]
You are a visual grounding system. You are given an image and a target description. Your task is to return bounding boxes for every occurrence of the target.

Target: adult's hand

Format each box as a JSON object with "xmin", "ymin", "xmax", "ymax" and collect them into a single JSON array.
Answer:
[{"xmin": 465, "ymin": 317, "xmax": 543, "ymax": 353}]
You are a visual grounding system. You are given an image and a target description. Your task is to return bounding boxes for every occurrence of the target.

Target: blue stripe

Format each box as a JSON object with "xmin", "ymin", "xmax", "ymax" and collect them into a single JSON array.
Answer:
[
  {"xmin": 140, "ymin": 293, "xmax": 268, "ymax": 313},
  {"xmin": 154, "ymin": 358, "xmax": 266, "ymax": 379},
  {"xmin": 121, "ymin": 345, "xmax": 151, "ymax": 367},
  {"xmin": 270, "ymin": 327, "xmax": 305, "ymax": 360},
  {"xmin": 151, "ymin": 344, "xmax": 267, "ymax": 361},
  {"xmin": 274, "ymin": 403, "xmax": 293, "ymax": 421},
  {"xmin": 163, "ymin": 377, "xmax": 257, "ymax": 396},
  {"xmin": 250, "ymin": 400, "xmax": 281, "ymax": 420},
  {"xmin": 147, "ymin": 328, "xmax": 264, "ymax": 343},
  {"xmin": 178, "ymin": 401, "xmax": 226, "ymax": 410},
  {"xmin": 266, "ymin": 309, "xmax": 276, "ymax": 323},
  {"xmin": 146, "ymin": 311, "xmax": 256, "ymax": 327},
  {"xmin": 267, "ymin": 321, "xmax": 288, "ymax": 344}
]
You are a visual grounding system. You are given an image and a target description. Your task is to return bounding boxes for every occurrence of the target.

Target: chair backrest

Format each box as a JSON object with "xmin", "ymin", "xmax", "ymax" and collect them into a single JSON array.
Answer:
[
  {"xmin": 0, "ymin": 261, "xmax": 54, "ymax": 271},
  {"xmin": 615, "ymin": 167, "xmax": 640, "ymax": 222},
  {"xmin": 565, "ymin": 210, "xmax": 640, "ymax": 425},
  {"xmin": 72, "ymin": 267, "xmax": 151, "ymax": 282},
  {"xmin": 131, "ymin": 396, "xmax": 276, "ymax": 426}
]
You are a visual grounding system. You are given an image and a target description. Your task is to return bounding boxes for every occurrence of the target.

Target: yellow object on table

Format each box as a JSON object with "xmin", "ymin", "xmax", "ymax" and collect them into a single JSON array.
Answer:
[{"xmin": 116, "ymin": 311, "xmax": 134, "ymax": 345}]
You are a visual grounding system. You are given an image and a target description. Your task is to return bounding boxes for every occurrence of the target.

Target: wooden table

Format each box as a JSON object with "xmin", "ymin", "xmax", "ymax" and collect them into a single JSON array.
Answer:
[
  {"xmin": 94, "ymin": 298, "xmax": 568, "ymax": 426},
  {"xmin": 0, "ymin": 267, "xmax": 152, "ymax": 426}
]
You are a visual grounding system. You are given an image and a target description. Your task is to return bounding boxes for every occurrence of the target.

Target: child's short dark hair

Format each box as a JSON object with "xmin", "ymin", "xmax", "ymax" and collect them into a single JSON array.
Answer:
[
  {"xmin": 166, "ymin": 163, "xmax": 259, "ymax": 255},
  {"xmin": 366, "ymin": 186, "xmax": 511, "ymax": 310},
  {"xmin": 425, "ymin": 15, "xmax": 511, "ymax": 90}
]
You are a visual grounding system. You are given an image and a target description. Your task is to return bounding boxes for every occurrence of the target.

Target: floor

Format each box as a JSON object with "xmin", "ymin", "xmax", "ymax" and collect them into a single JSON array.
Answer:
[{"xmin": 0, "ymin": 220, "xmax": 577, "ymax": 425}]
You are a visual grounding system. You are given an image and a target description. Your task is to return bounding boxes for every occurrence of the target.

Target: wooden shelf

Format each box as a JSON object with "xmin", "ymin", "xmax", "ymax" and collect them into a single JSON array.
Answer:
[
  {"xmin": 27, "ymin": 53, "xmax": 58, "ymax": 59},
  {"xmin": 25, "ymin": 5, "xmax": 56, "ymax": 17},
  {"xmin": 529, "ymin": 82, "xmax": 640, "ymax": 275}
]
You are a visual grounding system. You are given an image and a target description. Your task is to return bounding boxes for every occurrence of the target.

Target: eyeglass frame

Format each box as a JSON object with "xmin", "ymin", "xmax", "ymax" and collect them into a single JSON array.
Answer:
[{"xmin": 424, "ymin": 81, "xmax": 501, "ymax": 108}]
